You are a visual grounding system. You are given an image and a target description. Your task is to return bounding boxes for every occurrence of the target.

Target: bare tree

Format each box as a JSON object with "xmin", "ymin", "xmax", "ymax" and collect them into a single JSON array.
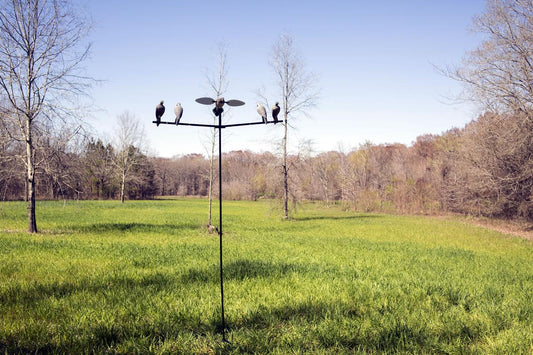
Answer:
[
  {"xmin": 445, "ymin": 0, "xmax": 533, "ymax": 220},
  {"xmin": 113, "ymin": 111, "xmax": 145, "ymax": 203},
  {"xmin": 37, "ymin": 124, "xmax": 84, "ymax": 199},
  {"xmin": 449, "ymin": 0, "xmax": 533, "ymax": 114},
  {"xmin": 0, "ymin": 0, "xmax": 92, "ymax": 232},
  {"xmin": 314, "ymin": 151, "xmax": 341, "ymax": 207},
  {"xmin": 270, "ymin": 33, "xmax": 319, "ymax": 218},
  {"xmin": 152, "ymin": 157, "xmax": 174, "ymax": 196},
  {"xmin": 84, "ymin": 137, "xmax": 115, "ymax": 199},
  {"xmin": 204, "ymin": 42, "xmax": 229, "ymax": 228}
]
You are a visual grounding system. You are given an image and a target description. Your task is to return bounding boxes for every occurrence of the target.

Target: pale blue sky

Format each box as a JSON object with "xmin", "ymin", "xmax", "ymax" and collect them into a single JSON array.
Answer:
[{"xmin": 85, "ymin": 0, "xmax": 487, "ymax": 157}]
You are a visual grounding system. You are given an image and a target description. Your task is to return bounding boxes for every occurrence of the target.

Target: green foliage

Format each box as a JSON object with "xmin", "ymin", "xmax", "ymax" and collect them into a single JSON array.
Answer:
[{"xmin": 0, "ymin": 199, "xmax": 531, "ymax": 353}]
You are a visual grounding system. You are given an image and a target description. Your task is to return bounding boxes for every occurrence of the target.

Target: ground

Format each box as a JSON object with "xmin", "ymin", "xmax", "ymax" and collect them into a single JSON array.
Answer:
[{"xmin": 464, "ymin": 216, "xmax": 533, "ymax": 241}]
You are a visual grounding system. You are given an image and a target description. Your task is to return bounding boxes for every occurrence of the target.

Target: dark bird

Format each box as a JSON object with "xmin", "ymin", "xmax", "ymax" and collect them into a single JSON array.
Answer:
[
  {"xmin": 155, "ymin": 100, "xmax": 165, "ymax": 126},
  {"xmin": 213, "ymin": 97, "xmax": 225, "ymax": 115},
  {"xmin": 174, "ymin": 102, "xmax": 183, "ymax": 124},
  {"xmin": 257, "ymin": 103, "xmax": 267, "ymax": 123},
  {"xmin": 272, "ymin": 102, "xmax": 280, "ymax": 124}
]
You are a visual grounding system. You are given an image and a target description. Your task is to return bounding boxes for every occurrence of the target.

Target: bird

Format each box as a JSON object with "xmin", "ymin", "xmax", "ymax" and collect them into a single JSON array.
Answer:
[
  {"xmin": 257, "ymin": 103, "xmax": 267, "ymax": 123},
  {"xmin": 213, "ymin": 97, "xmax": 225, "ymax": 115},
  {"xmin": 216, "ymin": 97, "xmax": 225, "ymax": 110},
  {"xmin": 174, "ymin": 102, "xmax": 183, "ymax": 124},
  {"xmin": 155, "ymin": 100, "xmax": 165, "ymax": 126},
  {"xmin": 272, "ymin": 102, "xmax": 280, "ymax": 124}
]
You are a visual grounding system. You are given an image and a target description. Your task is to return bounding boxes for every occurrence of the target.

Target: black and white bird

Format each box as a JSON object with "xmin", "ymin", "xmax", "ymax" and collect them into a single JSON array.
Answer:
[
  {"xmin": 272, "ymin": 102, "xmax": 280, "ymax": 124},
  {"xmin": 257, "ymin": 103, "xmax": 267, "ymax": 123},
  {"xmin": 155, "ymin": 100, "xmax": 165, "ymax": 126},
  {"xmin": 174, "ymin": 102, "xmax": 183, "ymax": 124}
]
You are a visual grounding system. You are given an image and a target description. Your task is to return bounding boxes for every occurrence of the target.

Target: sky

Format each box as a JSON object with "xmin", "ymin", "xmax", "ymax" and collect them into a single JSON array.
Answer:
[{"xmin": 83, "ymin": 0, "xmax": 487, "ymax": 158}]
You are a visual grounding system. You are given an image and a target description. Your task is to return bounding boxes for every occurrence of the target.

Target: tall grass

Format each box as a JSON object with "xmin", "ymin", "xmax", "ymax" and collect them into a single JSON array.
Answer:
[{"xmin": 0, "ymin": 199, "xmax": 531, "ymax": 353}]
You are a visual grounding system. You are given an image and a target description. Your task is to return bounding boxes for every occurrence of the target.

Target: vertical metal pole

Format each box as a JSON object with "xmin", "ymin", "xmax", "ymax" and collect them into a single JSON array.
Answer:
[{"xmin": 218, "ymin": 112, "xmax": 227, "ymax": 341}]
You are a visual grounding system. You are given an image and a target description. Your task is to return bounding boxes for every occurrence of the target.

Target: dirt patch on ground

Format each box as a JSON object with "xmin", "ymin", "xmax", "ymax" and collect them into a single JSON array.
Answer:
[
  {"xmin": 463, "ymin": 217, "xmax": 533, "ymax": 241},
  {"xmin": 430, "ymin": 213, "xmax": 533, "ymax": 241}
]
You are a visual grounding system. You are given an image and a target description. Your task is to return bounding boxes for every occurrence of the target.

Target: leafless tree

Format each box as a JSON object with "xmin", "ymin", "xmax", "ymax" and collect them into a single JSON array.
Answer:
[
  {"xmin": 84, "ymin": 137, "xmax": 115, "ymax": 199},
  {"xmin": 445, "ymin": 0, "xmax": 533, "ymax": 220},
  {"xmin": 113, "ymin": 111, "xmax": 145, "ymax": 203},
  {"xmin": 270, "ymin": 33, "xmax": 319, "ymax": 218},
  {"xmin": 204, "ymin": 42, "xmax": 229, "ymax": 228},
  {"xmin": 37, "ymin": 124, "xmax": 84, "ymax": 199},
  {"xmin": 314, "ymin": 151, "xmax": 341, "ymax": 207},
  {"xmin": 0, "ymin": 0, "xmax": 92, "ymax": 232},
  {"xmin": 449, "ymin": 0, "xmax": 533, "ymax": 114},
  {"xmin": 152, "ymin": 157, "xmax": 175, "ymax": 196}
]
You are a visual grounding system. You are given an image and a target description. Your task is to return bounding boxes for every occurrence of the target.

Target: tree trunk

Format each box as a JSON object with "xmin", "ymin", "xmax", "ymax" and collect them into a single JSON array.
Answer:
[
  {"xmin": 161, "ymin": 171, "xmax": 166, "ymax": 196},
  {"xmin": 26, "ymin": 121, "xmax": 37, "ymax": 233},
  {"xmin": 99, "ymin": 176, "xmax": 104, "ymax": 199},
  {"xmin": 282, "ymin": 98, "xmax": 289, "ymax": 219},
  {"xmin": 120, "ymin": 168, "xmax": 126, "ymax": 203},
  {"xmin": 24, "ymin": 172, "xmax": 28, "ymax": 202}
]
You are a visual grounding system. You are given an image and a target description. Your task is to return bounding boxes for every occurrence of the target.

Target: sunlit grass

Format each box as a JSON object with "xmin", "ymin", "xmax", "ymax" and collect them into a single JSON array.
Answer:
[{"xmin": 0, "ymin": 199, "xmax": 531, "ymax": 353}]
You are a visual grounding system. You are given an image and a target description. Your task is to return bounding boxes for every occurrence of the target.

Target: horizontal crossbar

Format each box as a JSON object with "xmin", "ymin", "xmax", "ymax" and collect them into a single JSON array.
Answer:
[{"xmin": 152, "ymin": 120, "xmax": 284, "ymax": 128}]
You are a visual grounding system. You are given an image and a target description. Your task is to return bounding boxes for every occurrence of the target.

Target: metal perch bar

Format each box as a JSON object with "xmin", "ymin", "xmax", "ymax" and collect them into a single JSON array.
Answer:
[{"xmin": 152, "ymin": 120, "xmax": 284, "ymax": 128}]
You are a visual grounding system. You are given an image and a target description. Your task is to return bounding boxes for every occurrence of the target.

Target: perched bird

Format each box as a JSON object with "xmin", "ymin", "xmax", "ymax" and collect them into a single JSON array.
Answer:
[
  {"xmin": 174, "ymin": 102, "xmax": 183, "ymax": 124},
  {"xmin": 272, "ymin": 102, "xmax": 280, "ymax": 124},
  {"xmin": 213, "ymin": 97, "xmax": 225, "ymax": 115},
  {"xmin": 216, "ymin": 97, "xmax": 225, "ymax": 110},
  {"xmin": 155, "ymin": 100, "xmax": 165, "ymax": 126},
  {"xmin": 257, "ymin": 103, "xmax": 267, "ymax": 123}
]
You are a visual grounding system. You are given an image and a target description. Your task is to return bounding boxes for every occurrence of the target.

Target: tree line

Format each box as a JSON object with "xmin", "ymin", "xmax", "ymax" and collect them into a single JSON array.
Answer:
[
  {"xmin": 1, "ymin": 108, "xmax": 531, "ymax": 222},
  {"xmin": 0, "ymin": 135, "xmax": 154, "ymax": 201},
  {"xmin": 1, "ymin": 0, "xmax": 532, "ymax": 232}
]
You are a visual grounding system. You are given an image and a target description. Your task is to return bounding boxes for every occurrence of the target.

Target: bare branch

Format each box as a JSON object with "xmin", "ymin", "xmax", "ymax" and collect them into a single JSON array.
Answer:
[
  {"xmin": 0, "ymin": 0, "xmax": 93, "ymax": 232},
  {"xmin": 444, "ymin": 0, "xmax": 533, "ymax": 115},
  {"xmin": 269, "ymin": 33, "xmax": 320, "ymax": 218}
]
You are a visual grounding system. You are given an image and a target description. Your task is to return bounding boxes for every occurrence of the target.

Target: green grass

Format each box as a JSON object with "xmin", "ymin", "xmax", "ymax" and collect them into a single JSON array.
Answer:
[{"xmin": 0, "ymin": 199, "xmax": 531, "ymax": 354}]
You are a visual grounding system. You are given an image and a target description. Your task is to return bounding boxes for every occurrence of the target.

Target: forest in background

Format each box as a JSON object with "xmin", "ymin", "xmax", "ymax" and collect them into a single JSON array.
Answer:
[
  {"xmin": 1, "ymin": 108, "xmax": 531, "ymax": 222},
  {"xmin": 1, "ymin": 0, "xmax": 532, "ymax": 226}
]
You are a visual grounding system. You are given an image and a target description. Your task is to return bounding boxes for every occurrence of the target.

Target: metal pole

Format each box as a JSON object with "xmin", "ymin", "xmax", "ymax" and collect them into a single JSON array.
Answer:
[
  {"xmin": 155, "ymin": 97, "xmax": 278, "ymax": 343},
  {"xmin": 217, "ymin": 111, "xmax": 227, "ymax": 342}
]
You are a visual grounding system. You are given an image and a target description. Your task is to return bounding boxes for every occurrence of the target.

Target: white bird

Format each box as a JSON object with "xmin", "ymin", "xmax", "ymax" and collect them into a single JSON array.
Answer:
[
  {"xmin": 272, "ymin": 102, "xmax": 280, "ymax": 124},
  {"xmin": 155, "ymin": 100, "xmax": 165, "ymax": 126},
  {"xmin": 257, "ymin": 103, "xmax": 267, "ymax": 123},
  {"xmin": 174, "ymin": 103, "xmax": 183, "ymax": 124}
]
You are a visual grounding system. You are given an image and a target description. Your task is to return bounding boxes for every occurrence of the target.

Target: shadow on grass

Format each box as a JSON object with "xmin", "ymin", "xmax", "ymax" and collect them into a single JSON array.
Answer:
[
  {"xmin": 232, "ymin": 300, "xmax": 431, "ymax": 353},
  {"xmin": 1, "ymin": 272, "xmax": 479, "ymax": 353},
  {"xmin": 294, "ymin": 215, "xmax": 384, "ymax": 222},
  {"xmin": 0, "ymin": 271, "xmax": 176, "ymax": 306},
  {"xmin": 71, "ymin": 222, "xmax": 197, "ymax": 234},
  {"xmin": 180, "ymin": 259, "xmax": 305, "ymax": 284},
  {"xmin": 230, "ymin": 300, "xmax": 366, "ymax": 351},
  {"xmin": 2, "ymin": 257, "xmax": 307, "ymax": 305},
  {"xmin": 0, "ymin": 270, "xmax": 214, "ymax": 354},
  {"xmin": 1, "ymin": 259, "xmax": 305, "ymax": 306},
  {"xmin": 235, "ymin": 300, "xmax": 348, "ymax": 328}
]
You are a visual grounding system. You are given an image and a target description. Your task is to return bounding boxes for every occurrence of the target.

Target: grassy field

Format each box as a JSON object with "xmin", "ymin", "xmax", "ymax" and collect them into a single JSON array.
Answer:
[{"xmin": 0, "ymin": 199, "xmax": 531, "ymax": 354}]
